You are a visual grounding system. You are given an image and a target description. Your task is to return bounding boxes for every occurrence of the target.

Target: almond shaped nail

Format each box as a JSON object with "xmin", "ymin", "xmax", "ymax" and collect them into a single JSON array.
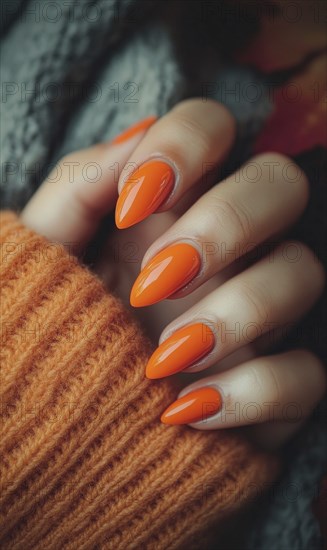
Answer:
[
  {"xmin": 130, "ymin": 243, "xmax": 201, "ymax": 307},
  {"xmin": 161, "ymin": 387, "xmax": 222, "ymax": 425},
  {"xmin": 111, "ymin": 116, "xmax": 157, "ymax": 145},
  {"xmin": 115, "ymin": 159, "xmax": 175, "ymax": 229},
  {"xmin": 146, "ymin": 323, "xmax": 215, "ymax": 379}
]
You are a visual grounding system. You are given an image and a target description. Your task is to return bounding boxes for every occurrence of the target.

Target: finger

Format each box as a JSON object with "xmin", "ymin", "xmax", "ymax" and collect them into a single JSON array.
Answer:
[
  {"xmin": 21, "ymin": 117, "xmax": 156, "ymax": 248},
  {"xmin": 115, "ymin": 98, "xmax": 236, "ymax": 228},
  {"xmin": 145, "ymin": 241, "xmax": 325, "ymax": 378},
  {"xmin": 130, "ymin": 153, "xmax": 309, "ymax": 307},
  {"xmin": 160, "ymin": 350, "xmax": 327, "ymax": 442}
]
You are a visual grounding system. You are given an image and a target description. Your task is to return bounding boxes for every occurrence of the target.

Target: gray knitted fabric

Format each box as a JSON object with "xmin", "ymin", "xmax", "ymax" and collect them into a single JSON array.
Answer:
[{"xmin": 0, "ymin": 1, "xmax": 325, "ymax": 549}]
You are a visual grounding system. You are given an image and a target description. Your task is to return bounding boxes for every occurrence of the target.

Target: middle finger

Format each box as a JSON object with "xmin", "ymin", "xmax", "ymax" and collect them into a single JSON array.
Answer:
[{"xmin": 130, "ymin": 153, "xmax": 309, "ymax": 307}]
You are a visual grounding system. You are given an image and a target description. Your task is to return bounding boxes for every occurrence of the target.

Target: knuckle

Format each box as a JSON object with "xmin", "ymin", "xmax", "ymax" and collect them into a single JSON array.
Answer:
[
  {"xmin": 170, "ymin": 113, "xmax": 212, "ymax": 157},
  {"xmin": 172, "ymin": 98, "xmax": 236, "ymax": 146},
  {"xmin": 247, "ymin": 365, "xmax": 265, "ymax": 393},
  {"xmin": 262, "ymin": 360, "xmax": 284, "ymax": 404},
  {"xmin": 248, "ymin": 362, "xmax": 283, "ymax": 404},
  {"xmin": 206, "ymin": 195, "xmax": 254, "ymax": 244},
  {"xmin": 283, "ymin": 240, "xmax": 326, "ymax": 295},
  {"xmin": 236, "ymin": 279, "xmax": 272, "ymax": 327},
  {"xmin": 251, "ymin": 152, "xmax": 309, "ymax": 207}
]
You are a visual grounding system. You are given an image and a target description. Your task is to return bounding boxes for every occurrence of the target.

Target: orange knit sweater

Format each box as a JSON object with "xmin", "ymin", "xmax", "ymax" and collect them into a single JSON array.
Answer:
[{"xmin": 0, "ymin": 211, "xmax": 280, "ymax": 549}]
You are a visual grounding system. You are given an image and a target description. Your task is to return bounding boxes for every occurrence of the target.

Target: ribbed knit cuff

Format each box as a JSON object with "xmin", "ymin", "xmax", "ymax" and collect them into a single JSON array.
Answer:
[{"xmin": 0, "ymin": 211, "xmax": 280, "ymax": 550}]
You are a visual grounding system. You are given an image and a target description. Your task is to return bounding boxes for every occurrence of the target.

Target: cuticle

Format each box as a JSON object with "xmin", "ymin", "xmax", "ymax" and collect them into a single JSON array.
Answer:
[
  {"xmin": 169, "ymin": 237, "xmax": 207, "ymax": 290},
  {"xmin": 131, "ymin": 152, "xmax": 181, "ymax": 202},
  {"xmin": 148, "ymin": 152, "xmax": 181, "ymax": 209},
  {"xmin": 142, "ymin": 237, "xmax": 203, "ymax": 275},
  {"xmin": 183, "ymin": 343, "xmax": 216, "ymax": 372},
  {"xmin": 119, "ymin": 153, "xmax": 180, "ymax": 195},
  {"xmin": 166, "ymin": 317, "xmax": 218, "ymax": 371}
]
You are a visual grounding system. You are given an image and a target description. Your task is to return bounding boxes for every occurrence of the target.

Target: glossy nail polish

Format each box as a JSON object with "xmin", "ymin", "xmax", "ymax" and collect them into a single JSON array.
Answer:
[
  {"xmin": 130, "ymin": 243, "xmax": 201, "ymax": 307},
  {"xmin": 115, "ymin": 159, "xmax": 175, "ymax": 229},
  {"xmin": 161, "ymin": 387, "xmax": 222, "ymax": 425},
  {"xmin": 146, "ymin": 323, "xmax": 215, "ymax": 379},
  {"xmin": 111, "ymin": 116, "xmax": 157, "ymax": 145}
]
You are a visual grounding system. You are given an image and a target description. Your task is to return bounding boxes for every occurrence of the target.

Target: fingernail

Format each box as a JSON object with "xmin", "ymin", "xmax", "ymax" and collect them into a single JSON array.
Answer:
[
  {"xmin": 161, "ymin": 387, "xmax": 222, "ymax": 425},
  {"xmin": 111, "ymin": 115, "xmax": 157, "ymax": 145},
  {"xmin": 130, "ymin": 243, "xmax": 201, "ymax": 307},
  {"xmin": 115, "ymin": 159, "xmax": 175, "ymax": 229},
  {"xmin": 146, "ymin": 323, "xmax": 215, "ymax": 379}
]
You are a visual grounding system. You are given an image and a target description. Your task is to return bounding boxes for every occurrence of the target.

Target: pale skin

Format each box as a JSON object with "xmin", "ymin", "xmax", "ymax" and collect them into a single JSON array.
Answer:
[{"xmin": 22, "ymin": 99, "xmax": 326, "ymax": 449}]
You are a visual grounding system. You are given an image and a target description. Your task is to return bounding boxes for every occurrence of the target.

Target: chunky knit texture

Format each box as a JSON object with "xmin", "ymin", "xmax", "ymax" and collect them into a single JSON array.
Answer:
[{"xmin": 0, "ymin": 211, "xmax": 280, "ymax": 549}]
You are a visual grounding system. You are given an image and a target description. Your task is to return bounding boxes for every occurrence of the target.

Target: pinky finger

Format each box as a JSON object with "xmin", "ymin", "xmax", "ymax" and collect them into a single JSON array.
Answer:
[{"xmin": 161, "ymin": 350, "xmax": 326, "ymax": 447}]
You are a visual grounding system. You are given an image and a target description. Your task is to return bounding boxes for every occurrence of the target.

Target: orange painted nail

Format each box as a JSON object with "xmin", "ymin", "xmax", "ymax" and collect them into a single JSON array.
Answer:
[
  {"xmin": 161, "ymin": 387, "xmax": 222, "ymax": 425},
  {"xmin": 146, "ymin": 323, "xmax": 215, "ymax": 379},
  {"xmin": 111, "ymin": 115, "xmax": 157, "ymax": 145},
  {"xmin": 115, "ymin": 159, "xmax": 175, "ymax": 229},
  {"xmin": 130, "ymin": 243, "xmax": 201, "ymax": 307}
]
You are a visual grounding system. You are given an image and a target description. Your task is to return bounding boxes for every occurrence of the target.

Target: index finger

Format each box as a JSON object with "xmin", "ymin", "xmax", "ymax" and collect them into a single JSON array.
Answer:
[{"xmin": 115, "ymin": 98, "xmax": 236, "ymax": 229}]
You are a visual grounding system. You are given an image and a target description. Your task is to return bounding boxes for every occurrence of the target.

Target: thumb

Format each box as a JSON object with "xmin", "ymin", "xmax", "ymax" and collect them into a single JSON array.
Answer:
[{"xmin": 21, "ymin": 118, "xmax": 156, "ymax": 249}]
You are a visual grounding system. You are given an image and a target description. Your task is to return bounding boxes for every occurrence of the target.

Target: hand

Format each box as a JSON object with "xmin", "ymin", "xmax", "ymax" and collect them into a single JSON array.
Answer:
[{"xmin": 22, "ymin": 99, "xmax": 326, "ymax": 449}]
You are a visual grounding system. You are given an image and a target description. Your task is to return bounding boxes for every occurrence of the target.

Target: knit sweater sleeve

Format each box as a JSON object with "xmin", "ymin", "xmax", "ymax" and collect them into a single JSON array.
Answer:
[{"xmin": 0, "ymin": 210, "xmax": 280, "ymax": 550}]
